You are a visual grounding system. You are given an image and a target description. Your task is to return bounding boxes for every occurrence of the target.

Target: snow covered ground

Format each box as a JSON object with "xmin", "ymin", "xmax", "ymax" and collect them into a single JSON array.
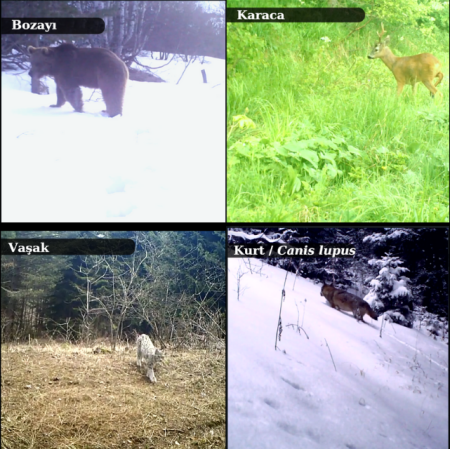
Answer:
[
  {"xmin": 228, "ymin": 258, "xmax": 448, "ymax": 449},
  {"xmin": 2, "ymin": 53, "xmax": 224, "ymax": 222}
]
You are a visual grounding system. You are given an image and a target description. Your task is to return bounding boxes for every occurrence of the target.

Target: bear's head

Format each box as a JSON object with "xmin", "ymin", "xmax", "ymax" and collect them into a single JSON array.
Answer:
[{"xmin": 28, "ymin": 44, "xmax": 77, "ymax": 78}]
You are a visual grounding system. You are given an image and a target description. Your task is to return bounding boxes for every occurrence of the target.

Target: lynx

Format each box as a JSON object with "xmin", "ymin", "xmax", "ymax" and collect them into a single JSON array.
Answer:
[{"xmin": 136, "ymin": 334, "xmax": 164, "ymax": 382}]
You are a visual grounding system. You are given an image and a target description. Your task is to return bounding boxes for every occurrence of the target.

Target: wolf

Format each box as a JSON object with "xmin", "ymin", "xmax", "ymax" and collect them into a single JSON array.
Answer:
[
  {"xmin": 320, "ymin": 284, "xmax": 378, "ymax": 323},
  {"xmin": 136, "ymin": 334, "xmax": 164, "ymax": 382}
]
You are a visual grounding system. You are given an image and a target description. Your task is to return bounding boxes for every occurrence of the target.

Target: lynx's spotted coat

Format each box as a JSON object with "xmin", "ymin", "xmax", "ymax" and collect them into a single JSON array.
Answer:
[{"xmin": 136, "ymin": 334, "xmax": 164, "ymax": 382}]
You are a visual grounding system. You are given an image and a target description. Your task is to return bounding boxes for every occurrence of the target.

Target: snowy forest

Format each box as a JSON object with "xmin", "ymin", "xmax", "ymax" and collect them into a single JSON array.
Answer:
[
  {"xmin": 2, "ymin": 1, "xmax": 225, "ymax": 61},
  {"xmin": 228, "ymin": 227, "xmax": 448, "ymax": 341},
  {"xmin": 1, "ymin": 230, "xmax": 226, "ymax": 348}
]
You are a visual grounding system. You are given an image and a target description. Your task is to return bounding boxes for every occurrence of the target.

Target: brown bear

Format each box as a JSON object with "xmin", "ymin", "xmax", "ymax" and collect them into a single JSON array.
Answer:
[{"xmin": 28, "ymin": 43, "xmax": 128, "ymax": 117}]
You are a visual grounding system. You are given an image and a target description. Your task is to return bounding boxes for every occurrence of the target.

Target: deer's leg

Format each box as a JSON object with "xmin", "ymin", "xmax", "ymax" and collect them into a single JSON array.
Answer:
[
  {"xmin": 396, "ymin": 83, "xmax": 405, "ymax": 96},
  {"xmin": 423, "ymin": 80, "xmax": 439, "ymax": 98}
]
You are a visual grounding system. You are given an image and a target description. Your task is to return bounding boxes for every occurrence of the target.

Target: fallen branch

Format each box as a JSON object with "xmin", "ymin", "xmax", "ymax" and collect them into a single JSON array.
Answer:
[
  {"xmin": 325, "ymin": 338, "xmax": 337, "ymax": 372},
  {"xmin": 286, "ymin": 324, "xmax": 310, "ymax": 339}
]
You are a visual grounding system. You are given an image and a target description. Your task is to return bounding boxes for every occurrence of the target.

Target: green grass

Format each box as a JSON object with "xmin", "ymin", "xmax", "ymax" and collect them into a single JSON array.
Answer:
[{"xmin": 227, "ymin": 5, "xmax": 449, "ymax": 222}]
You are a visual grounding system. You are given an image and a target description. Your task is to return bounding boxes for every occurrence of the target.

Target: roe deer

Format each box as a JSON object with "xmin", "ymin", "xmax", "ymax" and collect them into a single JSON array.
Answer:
[{"xmin": 368, "ymin": 23, "xmax": 443, "ymax": 98}]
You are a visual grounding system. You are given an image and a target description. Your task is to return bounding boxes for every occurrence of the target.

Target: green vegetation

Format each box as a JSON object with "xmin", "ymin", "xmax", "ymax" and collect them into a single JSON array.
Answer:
[{"xmin": 227, "ymin": 0, "xmax": 449, "ymax": 222}]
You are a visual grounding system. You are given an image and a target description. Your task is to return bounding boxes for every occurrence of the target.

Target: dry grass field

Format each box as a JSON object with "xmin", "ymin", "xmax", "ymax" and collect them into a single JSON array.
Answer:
[{"xmin": 1, "ymin": 340, "xmax": 225, "ymax": 449}]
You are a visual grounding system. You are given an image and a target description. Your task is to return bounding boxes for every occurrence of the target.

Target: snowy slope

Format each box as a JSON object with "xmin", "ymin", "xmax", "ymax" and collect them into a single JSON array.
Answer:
[{"xmin": 228, "ymin": 258, "xmax": 448, "ymax": 449}]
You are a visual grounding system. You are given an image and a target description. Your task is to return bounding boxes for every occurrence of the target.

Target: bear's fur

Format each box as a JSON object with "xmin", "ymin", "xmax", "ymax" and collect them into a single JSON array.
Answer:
[{"xmin": 28, "ymin": 43, "xmax": 128, "ymax": 117}]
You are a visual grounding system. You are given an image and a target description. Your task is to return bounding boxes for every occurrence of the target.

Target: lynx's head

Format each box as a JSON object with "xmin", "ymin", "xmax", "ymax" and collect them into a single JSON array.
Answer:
[{"xmin": 154, "ymin": 348, "xmax": 164, "ymax": 363}]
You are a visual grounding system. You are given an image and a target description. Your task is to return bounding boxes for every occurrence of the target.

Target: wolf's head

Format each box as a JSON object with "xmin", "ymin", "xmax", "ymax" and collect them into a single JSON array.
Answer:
[{"xmin": 367, "ymin": 307, "xmax": 378, "ymax": 320}]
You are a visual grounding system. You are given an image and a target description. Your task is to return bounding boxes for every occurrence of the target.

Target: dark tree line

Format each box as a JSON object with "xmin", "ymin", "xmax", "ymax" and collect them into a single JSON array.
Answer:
[
  {"xmin": 1, "ymin": 230, "xmax": 225, "ymax": 348},
  {"xmin": 228, "ymin": 228, "xmax": 448, "ymax": 333},
  {"xmin": 1, "ymin": 1, "xmax": 225, "ymax": 64}
]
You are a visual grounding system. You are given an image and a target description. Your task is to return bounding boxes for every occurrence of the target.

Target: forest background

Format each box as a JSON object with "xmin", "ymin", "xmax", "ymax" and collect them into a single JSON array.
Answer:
[
  {"xmin": 227, "ymin": 0, "xmax": 449, "ymax": 222},
  {"xmin": 228, "ymin": 227, "xmax": 448, "ymax": 337},
  {"xmin": 1, "ymin": 231, "xmax": 226, "ymax": 349}
]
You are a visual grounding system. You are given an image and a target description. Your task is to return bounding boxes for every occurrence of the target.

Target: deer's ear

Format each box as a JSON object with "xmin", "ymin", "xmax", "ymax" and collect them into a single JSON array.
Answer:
[{"xmin": 384, "ymin": 35, "xmax": 390, "ymax": 45}]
